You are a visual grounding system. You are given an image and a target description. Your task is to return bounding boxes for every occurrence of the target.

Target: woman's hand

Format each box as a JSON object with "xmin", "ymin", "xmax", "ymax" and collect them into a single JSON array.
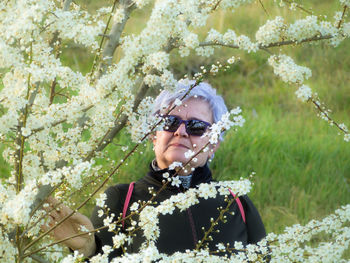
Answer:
[{"xmin": 43, "ymin": 197, "xmax": 96, "ymax": 257}]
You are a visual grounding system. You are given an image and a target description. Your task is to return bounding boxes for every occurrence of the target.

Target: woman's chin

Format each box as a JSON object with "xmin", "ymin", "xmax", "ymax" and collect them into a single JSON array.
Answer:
[{"xmin": 164, "ymin": 153, "xmax": 187, "ymax": 166}]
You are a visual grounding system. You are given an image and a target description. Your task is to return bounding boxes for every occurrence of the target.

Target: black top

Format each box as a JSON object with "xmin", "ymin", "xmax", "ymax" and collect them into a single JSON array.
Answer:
[{"xmin": 91, "ymin": 163, "xmax": 266, "ymax": 260}]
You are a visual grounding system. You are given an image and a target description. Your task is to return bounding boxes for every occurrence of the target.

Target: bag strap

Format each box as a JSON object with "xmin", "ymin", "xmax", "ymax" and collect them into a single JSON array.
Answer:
[
  {"xmin": 228, "ymin": 189, "xmax": 246, "ymax": 224},
  {"xmin": 122, "ymin": 182, "xmax": 135, "ymax": 229}
]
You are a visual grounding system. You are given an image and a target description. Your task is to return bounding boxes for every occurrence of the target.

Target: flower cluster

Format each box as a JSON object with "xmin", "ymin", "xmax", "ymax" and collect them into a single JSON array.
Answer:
[
  {"xmin": 340, "ymin": 0, "xmax": 350, "ymax": 7},
  {"xmin": 207, "ymin": 107, "xmax": 245, "ymax": 144},
  {"xmin": 88, "ymin": 203, "xmax": 350, "ymax": 262},
  {"xmin": 255, "ymin": 16, "xmax": 285, "ymax": 46},
  {"xmin": 295, "ymin": 85, "xmax": 312, "ymax": 102},
  {"xmin": 1, "ymin": 180, "xmax": 38, "ymax": 227},
  {"xmin": 268, "ymin": 54, "xmax": 312, "ymax": 85}
]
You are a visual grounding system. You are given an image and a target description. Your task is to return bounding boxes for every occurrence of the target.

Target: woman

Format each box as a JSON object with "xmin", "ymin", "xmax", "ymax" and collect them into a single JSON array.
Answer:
[{"xmin": 47, "ymin": 80, "xmax": 266, "ymax": 259}]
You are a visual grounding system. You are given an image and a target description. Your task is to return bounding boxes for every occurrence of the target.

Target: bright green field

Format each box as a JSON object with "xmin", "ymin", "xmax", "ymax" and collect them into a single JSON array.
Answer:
[{"xmin": 1, "ymin": 0, "xmax": 349, "ymax": 239}]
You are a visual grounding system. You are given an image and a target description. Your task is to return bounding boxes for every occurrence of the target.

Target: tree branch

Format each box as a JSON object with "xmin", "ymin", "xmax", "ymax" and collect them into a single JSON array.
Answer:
[
  {"xmin": 281, "ymin": 0, "xmax": 313, "ymax": 15},
  {"xmin": 337, "ymin": 5, "xmax": 348, "ymax": 29},
  {"xmin": 258, "ymin": 0, "xmax": 270, "ymax": 17},
  {"xmin": 63, "ymin": 0, "xmax": 73, "ymax": 11},
  {"xmin": 199, "ymin": 34, "xmax": 333, "ymax": 50},
  {"xmin": 84, "ymin": 79, "xmax": 150, "ymax": 161},
  {"xmin": 30, "ymin": 254, "xmax": 51, "ymax": 263},
  {"xmin": 96, "ymin": 1, "xmax": 136, "ymax": 78}
]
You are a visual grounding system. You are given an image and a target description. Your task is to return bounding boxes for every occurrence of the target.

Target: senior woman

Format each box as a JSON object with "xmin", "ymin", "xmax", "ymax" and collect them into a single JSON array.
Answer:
[{"xmin": 48, "ymin": 81, "xmax": 266, "ymax": 259}]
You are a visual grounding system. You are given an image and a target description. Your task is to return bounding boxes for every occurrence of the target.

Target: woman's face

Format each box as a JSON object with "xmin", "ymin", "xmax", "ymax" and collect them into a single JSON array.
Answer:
[{"xmin": 153, "ymin": 98, "xmax": 219, "ymax": 174}]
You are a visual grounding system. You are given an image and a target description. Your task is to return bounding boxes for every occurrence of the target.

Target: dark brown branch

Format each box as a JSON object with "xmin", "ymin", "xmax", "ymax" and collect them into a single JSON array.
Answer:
[
  {"xmin": 212, "ymin": 0, "xmax": 223, "ymax": 11},
  {"xmin": 49, "ymin": 78, "xmax": 57, "ymax": 105},
  {"xmin": 337, "ymin": 6, "xmax": 348, "ymax": 29}
]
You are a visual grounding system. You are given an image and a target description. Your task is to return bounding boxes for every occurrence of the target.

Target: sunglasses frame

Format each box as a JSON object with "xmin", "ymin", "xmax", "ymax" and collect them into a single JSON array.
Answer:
[{"xmin": 162, "ymin": 115, "xmax": 211, "ymax": 136}]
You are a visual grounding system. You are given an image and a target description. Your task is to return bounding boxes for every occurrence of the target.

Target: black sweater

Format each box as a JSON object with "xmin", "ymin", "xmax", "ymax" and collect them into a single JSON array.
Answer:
[{"xmin": 91, "ymin": 164, "xmax": 266, "ymax": 260}]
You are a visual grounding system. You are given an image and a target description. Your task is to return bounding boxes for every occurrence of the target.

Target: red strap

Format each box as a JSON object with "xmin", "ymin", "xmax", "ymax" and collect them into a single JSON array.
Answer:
[
  {"xmin": 228, "ymin": 189, "xmax": 246, "ymax": 224},
  {"xmin": 122, "ymin": 182, "xmax": 135, "ymax": 228}
]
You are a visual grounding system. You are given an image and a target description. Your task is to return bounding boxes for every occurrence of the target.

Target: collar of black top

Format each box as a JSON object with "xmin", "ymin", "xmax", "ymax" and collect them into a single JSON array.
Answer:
[{"xmin": 146, "ymin": 161, "xmax": 213, "ymax": 189}]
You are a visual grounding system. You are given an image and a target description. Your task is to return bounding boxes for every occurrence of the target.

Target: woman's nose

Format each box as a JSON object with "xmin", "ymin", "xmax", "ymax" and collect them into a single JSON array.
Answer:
[{"xmin": 174, "ymin": 123, "xmax": 189, "ymax": 137}]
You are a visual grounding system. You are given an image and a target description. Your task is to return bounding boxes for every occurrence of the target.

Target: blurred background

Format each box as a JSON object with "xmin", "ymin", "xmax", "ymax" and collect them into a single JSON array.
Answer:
[{"xmin": 1, "ymin": 0, "xmax": 349, "ymax": 236}]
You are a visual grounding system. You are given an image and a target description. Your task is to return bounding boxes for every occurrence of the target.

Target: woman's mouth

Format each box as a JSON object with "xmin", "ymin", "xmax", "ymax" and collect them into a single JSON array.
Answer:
[{"xmin": 168, "ymin": 143, "xmax": 189, "ymax": 149}]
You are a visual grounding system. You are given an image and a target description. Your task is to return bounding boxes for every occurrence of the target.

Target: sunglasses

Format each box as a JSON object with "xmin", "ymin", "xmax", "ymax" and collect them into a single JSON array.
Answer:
[{"xmin": 162, "ymin": 115, "xmax": 211, "ymax": 136}]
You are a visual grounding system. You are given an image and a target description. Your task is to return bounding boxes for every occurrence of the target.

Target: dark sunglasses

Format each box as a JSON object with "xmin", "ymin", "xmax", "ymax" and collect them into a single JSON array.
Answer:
[{"xmin": 162, "ymin": 115, "xmax": 211, "ymax": 136}]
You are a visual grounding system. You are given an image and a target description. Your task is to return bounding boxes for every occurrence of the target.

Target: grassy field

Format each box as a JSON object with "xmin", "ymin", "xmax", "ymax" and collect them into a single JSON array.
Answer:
[{"xmin": 1, "ymin": 0, "xmax": 349, "ymax": 239}]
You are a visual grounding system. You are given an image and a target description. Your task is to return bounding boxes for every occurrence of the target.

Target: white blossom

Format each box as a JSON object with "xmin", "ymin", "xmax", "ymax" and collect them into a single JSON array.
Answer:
[
  {"xmin": 169, "ymin": 161, "xmax": 182, "ymax": 170},
  {"xmin": 295, "ymin": 85, "xmax": 312, "ymax": 102},
  {"xmin": 256, "ymin": 16, "xmax": 285, "ymax": 46},
  {"xmin": 171, "ymin": 176, "xmax": 181, "ymax": 187},
  {"xmin": 113, "ymin": 8, "xmax": 125, "ymax": 24},
  {"xmin": 174, "ymin": 98, "xmax": 182, "ymax": 106},
  {"xmin": 183, "ymin": 32, "xmax": 199, "ymax": 49},
  {"xmin": 339, "ymin": 0, "xmax": 350, "ymax": 6},
  {"xmin": 227, "ymin": 56, "xmax": 235, "ymax": 64},
  {"xmin": 96, "ymin": 193, "xmax": 107, "ymax": 207},
  {"xmin": 184, "ymin": 150, "xmax": 195, "ymax": 159},
  {"xmin": 268, "ymin": 54, "xmax": 312, "ymax": 84},
  {"xmin": 144, "ymin": 51, "xmax": 170, "ymax": 72},
  {"xmin": 21, "ymin": 127, "xmax": 32, "ymax": 137}
]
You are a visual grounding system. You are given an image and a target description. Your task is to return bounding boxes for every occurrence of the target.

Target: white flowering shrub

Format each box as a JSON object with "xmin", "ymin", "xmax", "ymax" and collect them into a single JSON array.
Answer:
[{"xmin": 0, "ymin": 0, "xmax": 349, "ymax": 262}]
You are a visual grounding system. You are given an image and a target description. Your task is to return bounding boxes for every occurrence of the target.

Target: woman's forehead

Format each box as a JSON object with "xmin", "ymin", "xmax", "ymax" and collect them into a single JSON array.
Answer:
[{"xmin": 167, "ymin": 98, "xmax": 213, "ymax": 122}]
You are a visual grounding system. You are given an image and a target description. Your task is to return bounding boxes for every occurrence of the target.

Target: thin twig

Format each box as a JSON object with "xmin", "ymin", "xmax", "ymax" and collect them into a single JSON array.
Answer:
[
  {"xmin": 89, "ymin": 0, "xmax": 119, "ymax": 79},
  {"xmin": 337, "ymin": 5, "xmax": 348, "ymax": 29},
  {"xmin": 311, "ymin": 98, "xmax": 349, "ymax": 135},
  {"xmin": 195, "ymin": 197, "xmax": 235, "ymax": 250},
  {"xmin": 49, "ymin": 78, "xmax": 57, "ymax": 105},
  {"xmin": 212, "ymin": 0, "xmax": 223, "ymax": 11},
  {"xmin": 258, "ymin": 0, "xmax": 270, "ymax": 17},
  {"xmin": 282, "ymin": 0, "xmax": 313, "ymax": 15}
]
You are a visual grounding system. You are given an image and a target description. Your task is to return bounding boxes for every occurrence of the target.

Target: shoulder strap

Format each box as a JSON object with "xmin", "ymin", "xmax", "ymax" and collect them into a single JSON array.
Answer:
[
  {"xmin": 122, "ymin": 182, "xmax": 135, "ymax": 229},
  {"xmin": 228, "ymin": 188, "xmax": 246, "ymax": 224}
]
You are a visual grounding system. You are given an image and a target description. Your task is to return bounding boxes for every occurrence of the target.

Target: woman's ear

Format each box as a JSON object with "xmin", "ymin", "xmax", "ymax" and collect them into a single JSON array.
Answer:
[
  {"xmin": 208, "ymin": 141, "xmax": 220, "ymax": 159},
  {"xmin": 211, "ymin": 141, "xmax": 220, "ymax": 154}
]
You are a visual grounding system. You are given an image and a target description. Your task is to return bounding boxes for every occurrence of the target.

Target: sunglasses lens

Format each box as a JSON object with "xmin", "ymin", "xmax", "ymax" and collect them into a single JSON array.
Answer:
[
  {"xmin": 164, "ymin": 116, "xmax": 180, "ymax": 132},
  {"xmin": 163, "ymin": 115, "xmax": 209, "ymax": 136},
  {"xmin": 186, "ymin": 120, "xmax": 208, "ymax": 136}
]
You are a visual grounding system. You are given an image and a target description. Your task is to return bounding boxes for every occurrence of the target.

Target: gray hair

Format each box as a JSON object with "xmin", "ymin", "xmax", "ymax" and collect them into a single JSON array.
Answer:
[{"xmin": 153, "ymin": 80, "xmax": 228, "ymax": 140}]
